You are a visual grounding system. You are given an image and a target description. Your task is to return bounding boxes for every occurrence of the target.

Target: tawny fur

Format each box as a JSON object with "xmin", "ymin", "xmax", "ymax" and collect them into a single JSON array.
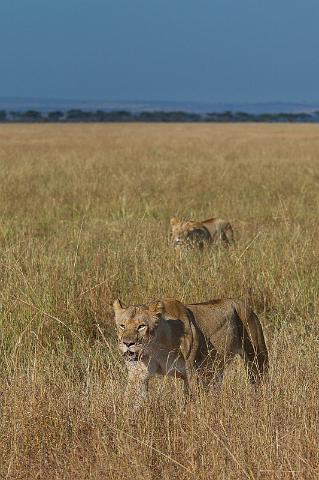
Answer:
[
  {"xmin": 113, "ymin": 298, "xmax": 268, "ymax": 407},
  {"xmin": 170, "ymin": 216, "xmax": 234, "ymax": 249}
]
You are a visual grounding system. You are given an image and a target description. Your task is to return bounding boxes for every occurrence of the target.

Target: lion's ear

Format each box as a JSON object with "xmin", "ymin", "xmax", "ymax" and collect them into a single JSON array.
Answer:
[
  {"xmin": 170, "ymin": 217, "xmax": 179, "ymax": 226},
  {"xmin": 149, "ymin": 300, "xmax": 165, "ymax": 316},
  {"xmin": 113, "ymin": 298, "xmax": 126, "ymax": 315}
]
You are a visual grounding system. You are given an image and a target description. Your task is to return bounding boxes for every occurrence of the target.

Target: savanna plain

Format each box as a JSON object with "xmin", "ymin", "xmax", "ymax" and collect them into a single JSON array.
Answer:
[{"xmin": 0, "ymin": 123, "xmax": 318, "ymax": 479}]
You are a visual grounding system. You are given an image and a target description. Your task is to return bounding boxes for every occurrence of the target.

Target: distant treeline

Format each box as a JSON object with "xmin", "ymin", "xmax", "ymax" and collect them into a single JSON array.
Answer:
[{"xmin": 1, "ymin": 109, "xmax": 319, "ymax": 123}]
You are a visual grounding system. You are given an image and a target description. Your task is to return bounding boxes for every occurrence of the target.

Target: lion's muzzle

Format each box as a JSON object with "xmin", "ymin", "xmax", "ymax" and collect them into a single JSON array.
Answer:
[
  {"xmin": 174, "ymin": 239, "xmax": 184, "ymax": 248},
  {"xmin": 119, "ymin": 341, "xmax": 142, "ymax": 361}
]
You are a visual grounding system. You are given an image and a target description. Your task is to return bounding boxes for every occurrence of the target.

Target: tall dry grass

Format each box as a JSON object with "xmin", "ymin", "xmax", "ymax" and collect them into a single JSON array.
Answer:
[{"xmin": 0, "ymin": 123, "xmax": 318, "ymax": 479}]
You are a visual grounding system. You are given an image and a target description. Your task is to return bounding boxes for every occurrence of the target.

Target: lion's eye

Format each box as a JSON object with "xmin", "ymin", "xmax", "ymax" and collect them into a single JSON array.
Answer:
[
  {"xmin": 119, "ymin": 324, "xmax": 125, "ymax": 330},
  {"xmin": 138, "ymin": 324, "xmax": 147, "ymax": 331}
]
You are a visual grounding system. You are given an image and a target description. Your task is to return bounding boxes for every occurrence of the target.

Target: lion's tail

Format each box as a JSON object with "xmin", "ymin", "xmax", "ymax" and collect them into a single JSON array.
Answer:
[{"xmin": 235, "ymin": 301, "xmax": 269, "ymax": 383}]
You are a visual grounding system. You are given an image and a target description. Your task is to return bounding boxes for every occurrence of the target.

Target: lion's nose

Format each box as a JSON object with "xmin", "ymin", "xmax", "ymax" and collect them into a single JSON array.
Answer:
[{"xmin": 123, "ymin": 341, "xmax": 135, "ymax": 347}]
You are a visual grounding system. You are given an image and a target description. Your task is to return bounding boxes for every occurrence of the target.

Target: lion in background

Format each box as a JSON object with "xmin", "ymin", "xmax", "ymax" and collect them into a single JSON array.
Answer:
[
  {"xmin": 113, "ymin": 297, "xmax": 268, "ymax": 407},
  {"xmin": 170, "ymin": 216, "xmax": 234, "ymax": 249}
]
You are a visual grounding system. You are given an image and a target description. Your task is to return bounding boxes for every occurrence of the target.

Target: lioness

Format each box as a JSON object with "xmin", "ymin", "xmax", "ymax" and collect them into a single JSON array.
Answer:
[
  {"xmin": 113, "ymin": 298, "xmax": 268, "ymax": 407},
  {"xmin": 170, "ymin": 216, "xmax": 234, "ymax": 249}
]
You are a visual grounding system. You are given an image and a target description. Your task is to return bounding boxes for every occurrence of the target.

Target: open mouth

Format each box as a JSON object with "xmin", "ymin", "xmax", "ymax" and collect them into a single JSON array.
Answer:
[{"xmin": 123, "ymin": 351, "xmax": 140, "ymax": 362}]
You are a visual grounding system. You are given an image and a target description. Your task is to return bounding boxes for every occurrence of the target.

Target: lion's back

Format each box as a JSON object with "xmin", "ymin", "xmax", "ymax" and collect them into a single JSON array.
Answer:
[{"xmin": 187, "ymin": 299, "xmax": 241, "ymax": 348}]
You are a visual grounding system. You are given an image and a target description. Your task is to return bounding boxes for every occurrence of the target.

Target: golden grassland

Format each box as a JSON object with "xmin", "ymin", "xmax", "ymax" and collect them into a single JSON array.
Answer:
[{"xmin": 0, "ymin": 123, "xmax": 318, "ymax": 479}]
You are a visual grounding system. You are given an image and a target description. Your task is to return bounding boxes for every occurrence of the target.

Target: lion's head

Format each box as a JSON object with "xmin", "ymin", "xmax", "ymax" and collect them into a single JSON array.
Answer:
[
  {"xmin": 170, "ymin": 217, "xmax": 209, "ymax": 249},
  {"xmin": 113, "ymin": 299, "xmax": 163, "ymax": 362},
  {"xmin": 170, "ymin": 217, "xmax": 187, "ymax": 246}
]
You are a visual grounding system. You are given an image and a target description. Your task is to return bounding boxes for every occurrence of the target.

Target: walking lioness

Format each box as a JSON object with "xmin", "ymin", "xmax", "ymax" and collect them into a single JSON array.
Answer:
[
  {"xmin": 113, "ymin": 298, "xmax": 268, "ymax": 406},
  {"xmin": 170, "ymin": 216, "xmax": 234, "ymax": 249}
]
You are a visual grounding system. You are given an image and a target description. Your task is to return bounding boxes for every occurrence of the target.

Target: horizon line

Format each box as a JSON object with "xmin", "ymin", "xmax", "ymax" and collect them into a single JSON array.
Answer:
[{"xmin": 1, "ymin": 96, "xmax": 319, "ymax": 105}]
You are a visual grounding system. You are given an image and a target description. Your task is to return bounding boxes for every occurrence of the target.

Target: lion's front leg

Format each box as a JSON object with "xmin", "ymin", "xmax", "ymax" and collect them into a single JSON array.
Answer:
[
  {"xmin": 181, "ymin": 369, "xmax": 195, "ymax": 401},
  {"xmin": 180, "ymin": 320, "xmax": 200, "ymax": 400},
  {"xmin": 177, "ymin": 351, "xmax": 198, "ymax": 403},
  {"xmin": 198, "ymin": 354, "xmax": 226, "ymax": 394},
  {"xmin": 125, "ymin": 361, "xmax": 150, "ymax": 409}
]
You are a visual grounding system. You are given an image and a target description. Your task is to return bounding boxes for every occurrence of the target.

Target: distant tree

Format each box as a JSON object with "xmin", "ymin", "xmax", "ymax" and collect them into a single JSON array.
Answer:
[
  {"xmin": 206, "ymin": 111, "xmax": 236, "ymax": 122},
  {"xmin": 95, "ymin": 110, "xmax": 108, "ymax": 121},
  {"xmin": 48, "ymin": 111, "xmax": 64, "ymax": 122},
  {"xmin": 138, "ymin": 111, "xmax": 156, "ymax": 121},
  {"xmin": 138, "ymin": 111, "xmax": 201, "ymax": 122},
  {"xmin": 233, "ymin": 111, "xmax": 253, "ymax": 122},
  {"xmin": 256, "ymin": 114, "xmax": 275, "ymax": 122},
  {"xmin": 22, "ymin": 110, "xmax": 43, "ymax": 121},
  {"xmin": 205, "ymin": 113, "xmax": 219, "ymax": 122},
  {"xmin": 99, "ymin": 110, "xmax": 133, "ymax": 122},
  {"xmin": 109, "ymin": 110, "xmax": 132, "ymax": 121},
  {"xmin": 295, "ymin": 113, "xmax": 312, "ymax": 122},
  {"xmin": 66, "ymin": 109, "xmax": 95, "ymax": 121},
  {"xmin": 0, "ymin": 110, "xmax": 7, "ymax": 121},
  {"xmin": 211, "ymin": 111, "xmax": 234, "ymax": 122},
  {"xmin": 311, "ymin": 111, "xmax": 319, "ymax": 122},
  {"xmin": 9, "ymin": 111, "xmax": 23, "ymax": 121},
  {"xmin": 23, "ymin": 108, "xmax": 319, "ymax": 125},
  {"xmin": 166, "ymin": 111, "xmax": 201, "ymax": 122}
]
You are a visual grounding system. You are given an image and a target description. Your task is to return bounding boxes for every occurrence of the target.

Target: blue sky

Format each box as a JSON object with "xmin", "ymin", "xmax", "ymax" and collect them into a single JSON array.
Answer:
[{"xmin": 0, "ymin": 0, "xmax": 318, "ymax": 102}]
